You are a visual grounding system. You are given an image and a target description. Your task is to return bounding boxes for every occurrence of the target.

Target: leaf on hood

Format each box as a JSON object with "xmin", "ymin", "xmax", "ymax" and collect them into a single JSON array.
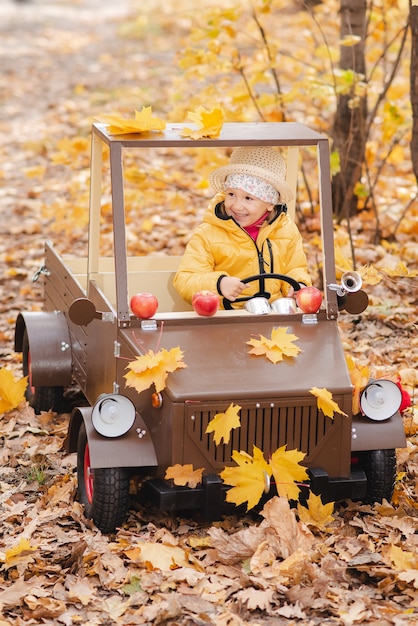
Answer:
[
  {"xmin": 0, "ymin": 368, "xmax": 27, "ymax": 414},
  {"xmin": 309, "ymin": 386, "xmax": 347, "ymax": 419},
  {"xmin": 124, "ymin": 346, "xmax": 187, "ymax": 394},
  {"xmin": 297, "ymin": 492, "xmax": 335, "ymax": 530},
  {"xmin": 181, "ymin": 106, "xmax": 225, "ymax": 139},
  {"xmin": 205, "ymin": 403, "xmax": 241, "ymax": 445},
  {"xmin": 100, "ymin": 106, "xmax": 166, "ymax": 135},
  {"xmin": 269, "ymin": 445, "xmax": 308, "ymax": 501},
  {"xmin": 220, "ymin": 446, "xmax": 271, "ymax": 511},
  {"xmin": 164, "ymin": 464, "xmax": 204, "ymax": 489},
  {"xmin": 247, "ymin": 327, "xmax": 301, "ymax": 364}
]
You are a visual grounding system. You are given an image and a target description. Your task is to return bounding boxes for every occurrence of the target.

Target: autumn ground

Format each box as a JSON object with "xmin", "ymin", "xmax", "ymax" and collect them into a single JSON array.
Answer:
[{"xmin": 1, "ymin": 0, "xmax": 418, "ymax": 624}]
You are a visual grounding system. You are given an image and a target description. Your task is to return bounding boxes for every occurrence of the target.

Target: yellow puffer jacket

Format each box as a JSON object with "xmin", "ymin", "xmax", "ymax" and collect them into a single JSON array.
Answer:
[{"xmin": 174, "ymin": 199, "xmax": 311, "ymax": 308}]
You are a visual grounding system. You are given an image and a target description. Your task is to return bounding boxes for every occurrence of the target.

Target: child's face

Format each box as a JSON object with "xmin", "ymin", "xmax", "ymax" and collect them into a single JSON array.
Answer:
[{"xmin": 224, "ymin": 188, "xmax": 273, "ymax": 228}]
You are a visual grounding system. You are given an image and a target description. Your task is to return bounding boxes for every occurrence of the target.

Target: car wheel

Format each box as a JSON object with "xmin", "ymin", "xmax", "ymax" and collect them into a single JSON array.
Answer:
[
  {"xmin": 22, "ymin": 330, "xmax": 63, "ymax": 413},
  {"xmin": 77, "ymin": 422, "xmax": 131, "ymax": 533},
  {"xmin": 358, "ymin": 449, "xmax": 397, "ymax": 504}
]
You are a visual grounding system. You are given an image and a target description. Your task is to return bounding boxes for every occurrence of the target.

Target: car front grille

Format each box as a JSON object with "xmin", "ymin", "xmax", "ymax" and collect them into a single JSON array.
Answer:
[{"xmin": 185, "ymin": 398, "xmax": 337, "ymax": 468}]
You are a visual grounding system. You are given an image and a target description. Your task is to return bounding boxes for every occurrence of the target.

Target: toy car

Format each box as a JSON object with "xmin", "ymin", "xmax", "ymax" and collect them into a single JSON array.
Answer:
[{"xmin": 14, "ymin": 122, "xmax": 406, "ymax": 533}]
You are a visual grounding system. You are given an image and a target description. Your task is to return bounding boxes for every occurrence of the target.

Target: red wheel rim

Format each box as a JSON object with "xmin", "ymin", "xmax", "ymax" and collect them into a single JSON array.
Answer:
[
  {"xmin": 27, "ymin": 350, "xmax": 35, "ymax": 395},
  {"xmin": 84, "ymin": 443, "xmax": 94, "ymax": 504}
]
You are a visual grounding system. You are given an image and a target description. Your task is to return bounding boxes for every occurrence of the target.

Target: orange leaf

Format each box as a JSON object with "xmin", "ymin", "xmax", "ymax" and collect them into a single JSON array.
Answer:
[
  {"xmin": 309, "ymin": 387, "xmax": 347, "ymax": 419},
  {"xmin": 164, "ymin": 464, "xmax": 204, "ymax": 489},
  {"xmin": 124, "ymin": 346, "xmax": 187, "ymax": 394},
  {"xmin": 247, "ymin": 327, "xmax": 301, "ymax": 364},
  {"xmin": 346, "ymin": 355, "xmax": 369, "ymax": 415},
  {"xmin": 205, "ymin": 403, "xmax": 241, "ymax": 445}
]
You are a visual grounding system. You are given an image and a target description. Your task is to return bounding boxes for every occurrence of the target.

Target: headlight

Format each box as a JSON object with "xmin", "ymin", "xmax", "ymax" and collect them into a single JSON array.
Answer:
[
  {"xmin": 91, "ymin": 394, "xmax": 136, "ymax": 437},
  {"xmin": 360, "ymin": 380, "xmax": 402, "ymax": 421}
]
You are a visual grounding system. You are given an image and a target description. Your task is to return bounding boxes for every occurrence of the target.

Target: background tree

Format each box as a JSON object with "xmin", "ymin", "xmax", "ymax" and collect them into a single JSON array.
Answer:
[{"xmin": 410, "ymin": 0, "xmax": 418, "ymax": 182}]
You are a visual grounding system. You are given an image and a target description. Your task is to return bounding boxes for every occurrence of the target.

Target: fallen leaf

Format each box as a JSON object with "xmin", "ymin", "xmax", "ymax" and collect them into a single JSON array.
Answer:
[
  {"xmin": 247, "ymin": 327, "xmax": 302, "ymax": 364},
  {"xmin": 100, "ymin": 106, "xmax": 166, "ymax": 135},
  {"xmin": 269, "ymin": 445, "xmax": 308, "ymax": 501},
  {"xmin": 164, "ymin": 464, "xmax": 204, "ymax": 488},
  {"xmin": 124, "ymin": 346, "xmax": 187, "ymax": 394},
  {"xmin": 0, "ymin": 368, "xmax": 27, "ymax": 414},
  {"xmin": 309, "ymin": 387, "xmax": 347, "ymax": 419},
  {"xmin": 297, "ymin": 492, "xmax": 335, "ymax": 530},
  {"xmin": 205, "ymin": 403, "xmax": 241, "ymax": 445},
  {"xmin": 181, "ymin": 106, "xmax": 225, "ymax": 139}
]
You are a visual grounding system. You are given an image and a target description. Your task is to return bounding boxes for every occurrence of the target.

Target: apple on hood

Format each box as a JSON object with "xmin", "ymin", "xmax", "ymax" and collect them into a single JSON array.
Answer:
[
  {"xmin": 295, "ymin": 286, "xmax": 322, "ymax": 313},
  {"xmin": 192, "ymin": 290, "xmax": 220, "ymax": 317}
]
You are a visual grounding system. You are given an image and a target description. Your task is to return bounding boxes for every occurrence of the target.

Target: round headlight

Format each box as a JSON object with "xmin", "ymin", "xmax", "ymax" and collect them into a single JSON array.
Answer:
[
  {"xmin": 91, "ymin": 394, "xmax": 136, "ymax": 437},
  {"xmin": 360, "ymin": 380, "xmax": 402, "ymax": 421}
]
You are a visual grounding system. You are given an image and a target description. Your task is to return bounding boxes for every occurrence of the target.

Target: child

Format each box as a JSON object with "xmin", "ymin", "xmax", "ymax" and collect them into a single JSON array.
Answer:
[{"xmin": 173, "ymin": 146, "xmax": 311, "ymax": 307}]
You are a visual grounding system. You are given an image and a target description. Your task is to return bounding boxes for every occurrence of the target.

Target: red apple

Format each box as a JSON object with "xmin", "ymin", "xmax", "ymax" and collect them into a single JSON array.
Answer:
[
  {"xmin": 192, "ymin": 290, "xmax": 220, "ymax": 317},
  {"xmin": 295, "ymin": 286, "xmax": 322, "ymax": 314},
  {"xmin": 130, "ymin": 292, "xmax": 158, "ymax": 319}
]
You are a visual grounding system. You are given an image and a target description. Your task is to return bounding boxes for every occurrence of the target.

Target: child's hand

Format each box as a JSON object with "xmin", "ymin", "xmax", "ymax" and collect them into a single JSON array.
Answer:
[{"xmin": 220, "ymin": 276, "xmax": 246, "ymax": 301}]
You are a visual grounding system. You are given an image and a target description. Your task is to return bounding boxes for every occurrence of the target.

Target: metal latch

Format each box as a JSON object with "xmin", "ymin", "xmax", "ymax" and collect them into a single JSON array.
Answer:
[{"xmin": 32, "ymin": 265, "xmax": 50, "ymax": 282}]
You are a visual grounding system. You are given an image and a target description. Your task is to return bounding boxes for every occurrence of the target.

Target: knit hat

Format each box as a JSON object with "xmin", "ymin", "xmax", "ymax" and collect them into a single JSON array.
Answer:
[{"xmin": 209, "ymin": 146, "xmax": 293, "ymax": 204}]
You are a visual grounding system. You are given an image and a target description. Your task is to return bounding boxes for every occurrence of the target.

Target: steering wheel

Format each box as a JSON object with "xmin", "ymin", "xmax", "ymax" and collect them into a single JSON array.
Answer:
[{"xmin": 222, "ymin": 273, "xmax": 301, "ymax": 310}]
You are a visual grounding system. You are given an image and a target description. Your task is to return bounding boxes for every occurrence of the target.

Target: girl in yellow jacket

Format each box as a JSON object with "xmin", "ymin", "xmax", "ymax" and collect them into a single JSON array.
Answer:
[{"xmin": 173, "ymin": 146, "xmax": 311, "ymax": 308}]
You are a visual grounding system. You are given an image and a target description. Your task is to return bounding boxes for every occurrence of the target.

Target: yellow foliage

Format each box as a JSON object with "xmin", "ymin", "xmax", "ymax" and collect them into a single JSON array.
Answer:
[
  {"xmin": 100, "ymin": 107, "xmax": 166, "ymax": 135},
  {"xmin": 164, "ymin": 464, "xmax": 204, "ymax": 488},
  {"xmin": 297, "ymin": 493, "xmax": 335, "ymax": 531},
  {"xmin": 205, "ymin": 403, "xmax": 241, "ymax": 445},
  {"xmin": 181, "ymin": 106, "xmax": 225, "ymax": 139},
  {"xmin": 220, "ymin": 446, "xmax": 272, "ymax": 511},
  {"xmin": 221, "ymin": 444, "xmax": 309, "ymax": 510},
  {"xmin": 0, "ymin": 368, "xmax": 27, "ymax": 414},
  {"xmin": 309, "ymin": 387, "xmax": 347, "ymax": 419},
  {"xmin": 269, "ymin": 445, "xmax": 308, "ymax": 501},
  {"xmin": 346, "ymin": 355, "xmax": 370, "ymax": 415},
  {"xmin": 247, "ymin": 327, "xmax": 301, "ymax": 364},
  {"xmin": 124, "ymin": 346, "xmax": 187, "ymax": 394}
]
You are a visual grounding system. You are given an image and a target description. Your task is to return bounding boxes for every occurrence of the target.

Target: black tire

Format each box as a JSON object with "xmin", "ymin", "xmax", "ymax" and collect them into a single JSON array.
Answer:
[
  {"xmin": 22, "ymin": 330, "xmax": 64, "ymax": 414},
  {"xmin": 358, "ymin": 449, "xmax": 397, "ymax": 504},
  {"xmin": 77, "ymin": 422, "xmax": 131, "ymax": 533}
]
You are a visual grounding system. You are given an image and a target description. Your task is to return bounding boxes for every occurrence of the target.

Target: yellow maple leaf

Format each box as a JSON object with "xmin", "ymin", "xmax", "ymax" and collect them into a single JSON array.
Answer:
[
  {"xmin": 310, "ymin": 387, "xmax": 347, "ymax": 419},
  {"xmin": 124, "ymin": 346, "xmax": 187, "ymax": 394},
  {"xmin": 164, "ymin": 464, "xmax": 204, "ymax": 489},
  {"xmin": 358, "ymin": 264, "xmax": 384, "ymax": 285},
  {"xmin": 247, "ymin": 327, "xmax": 301, "ymax": 364},
  {"xmin": 100, "ymin": 106, "xmax": 166, "ymax": 135},
  {"xmin": 124, "ymin": 541, "xmax": 196, "ymax": 571},
  {"xmin": 205, "ymin": 403, "xmax": 241, "ymax": 445},
  {"xmin": 181, "ymin": 106, "xmax": 225, "ymax": 139},
  {"xmin": 269, "ymin": 445, "xmax": 308, "ymax": 501},
  {"xmin": 220, "ymin": 446, "xmax": 272, "ymax": 511},
  {"xmin": 297, "ymin": 492, "xmax": 335, "ymax": 530},
  {"xmin": 0, "ymin": 368, "xmax": 27, "ymax": 414},
  {"xmin": 346, "ymin": 355, "xmax": 369, "ymax": 415}
]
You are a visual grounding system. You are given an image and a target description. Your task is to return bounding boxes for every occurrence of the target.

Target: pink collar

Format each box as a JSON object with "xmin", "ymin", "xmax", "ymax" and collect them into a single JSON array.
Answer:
[{"xmin": 243, "ymin": 211, "xmax": 269, "ymax": 240}]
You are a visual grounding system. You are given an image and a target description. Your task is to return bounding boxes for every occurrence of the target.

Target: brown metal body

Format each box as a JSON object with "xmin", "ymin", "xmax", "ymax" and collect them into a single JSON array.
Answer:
[{"xmin": 14, "ymin": 122, "xmax": 406, "ymax": 504}]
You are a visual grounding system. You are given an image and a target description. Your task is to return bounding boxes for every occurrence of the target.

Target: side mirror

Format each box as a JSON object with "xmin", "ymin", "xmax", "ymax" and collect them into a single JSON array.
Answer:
[{"xmin": 68, "ymin": 298, "xmax": 100, "ymax": 325}]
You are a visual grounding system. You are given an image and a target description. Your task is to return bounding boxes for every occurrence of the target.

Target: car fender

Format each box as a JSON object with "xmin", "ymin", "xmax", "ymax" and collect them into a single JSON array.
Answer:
[
  {"xmin": 351, "ymin": 412, "xmax": 407, "ymax": 452},
  {"xmin": 15, "ymin": 311, "xmax": 72, "ymax": 387},
  {"xmin": 67, "ymin": 406, "xmax": 158, "ymax": 469}
]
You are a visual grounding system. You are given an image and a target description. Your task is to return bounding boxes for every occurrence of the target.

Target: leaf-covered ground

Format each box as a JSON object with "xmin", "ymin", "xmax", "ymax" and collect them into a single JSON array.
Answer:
[{"xmin": 1, "ymin": 1, "xmax": 418, "ymax": 624}]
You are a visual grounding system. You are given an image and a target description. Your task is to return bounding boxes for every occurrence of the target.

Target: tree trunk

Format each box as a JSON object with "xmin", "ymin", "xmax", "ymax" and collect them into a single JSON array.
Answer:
[
  {"xmin": 332, "ymin": 0, "xmax": 368, "ymax": 220},
  {"xmin": 410, "ymin": 2, "xmax": 418, "ymax": 182}
]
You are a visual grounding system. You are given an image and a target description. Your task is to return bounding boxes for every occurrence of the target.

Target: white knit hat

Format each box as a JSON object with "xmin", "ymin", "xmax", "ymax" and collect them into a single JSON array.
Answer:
[{"xmin": 209, "ymin": 146, "xmax": 293, "ymax": 204}]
